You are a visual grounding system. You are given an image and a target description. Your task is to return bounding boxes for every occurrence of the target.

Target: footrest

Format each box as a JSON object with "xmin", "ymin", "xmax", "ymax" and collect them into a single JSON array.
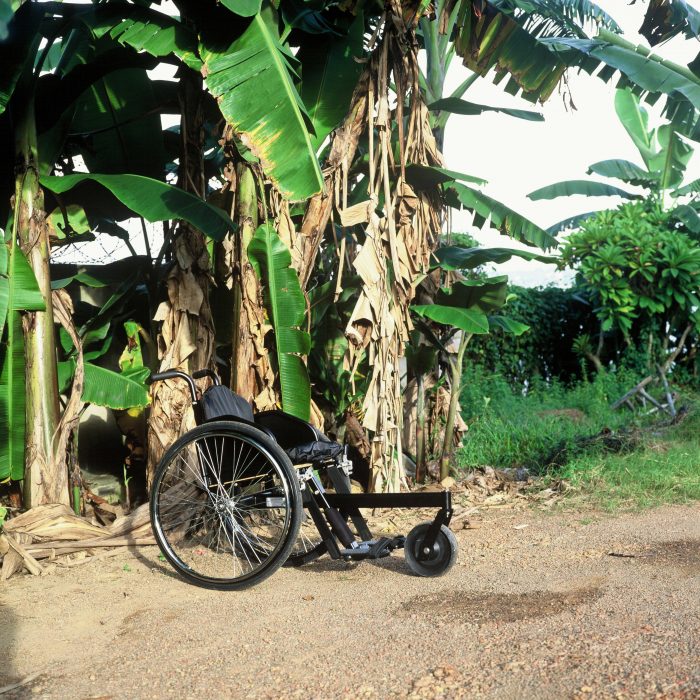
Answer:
[{"xmin": 340, "ymin": 536, "xmax": 406, "ymax": 560}]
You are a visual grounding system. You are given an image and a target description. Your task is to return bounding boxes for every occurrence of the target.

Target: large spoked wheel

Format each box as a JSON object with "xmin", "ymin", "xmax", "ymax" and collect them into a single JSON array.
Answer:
[
  {"xmin": 404, "ymin": 522, "xmax": 457, "ymax": 578},
  {"xmin": 150, "ymin": 421, "xmax": 302, "ymax": 590}
]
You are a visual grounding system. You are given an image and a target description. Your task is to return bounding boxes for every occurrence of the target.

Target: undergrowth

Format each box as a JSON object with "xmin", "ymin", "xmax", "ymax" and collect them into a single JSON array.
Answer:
[{"xmin": 456, "ymin": 365, "xmax": 700, "ymax": 510}]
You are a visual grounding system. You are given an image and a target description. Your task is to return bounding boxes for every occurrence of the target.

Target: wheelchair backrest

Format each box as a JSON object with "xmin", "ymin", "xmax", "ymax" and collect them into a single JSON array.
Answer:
[{"xmin": 199, "ymin": 385, "xmax": 255, "ymax": 424}]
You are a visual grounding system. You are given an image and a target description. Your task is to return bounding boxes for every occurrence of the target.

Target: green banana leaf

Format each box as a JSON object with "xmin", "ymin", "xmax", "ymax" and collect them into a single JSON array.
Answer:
[
  {"xmin": 248, "ymin": 223, "xmax": 311, "ymax": 421},
  {"xmin": 435, "ymin": 277, "xmax": 510, "ymax": 315},
  {"xmin": 427, "ymin": 97, "xmax": 544, "ymax": 122},
  {"xmin": 411, "ymin": 305, "xmax": 490, "ymax": 334},
  {"xmin": 587, "ymin": 159, "xmax": 658, "ymax": 187},
  {"xmin": 446, "ymin": 1, "xmax": 567, "ymax": 103},
  {"xmin": 299, "ymin": 12, "xmax": 364, "ymax": 153},
  {"xmin": 674, "ymin": 178, "xmax": 700, "ymax": 196},
  {"xmin": 405, "ymin": 165, "xmax": 486, "ymax": 190},
  {"xmin": 489, "ymin": 315, "xmax": 530, "ymax": 336},
  {"xmin": 41, "ymin": 173, "xmax": 235, "ymax": 241},
  {"xmin": 544, "ymin": 30, "xmax": 700, "ymax": 111},
  {"xmin": 446, "ymin": 182, "xmax": 558, "ymax": 251},
  {"xmin": 654, "ymin": 123, "xmax": 694, "ymax": 191},
  {"xmin": 0, "ymin": 0, "xmax": 12, "ymax": 40},
  {"xmin": 69, "ymin": 67, "xmax": 168, "ymax": 179},
  {"xmin": 527, "ymin": 180, "xmax": 640, "ymax": 201},
  {"xmin": 220, "ymin": 0, "xmax": 262, "ymax": 17},
  {"xmin": 81, "ymin": 363, "xmax": 150, "ymax": 410},
  {"xmin": 87, "ymin": 3, "xmax": 202, "ymax": 71},
  {"xmin": 545, "ymin": 211, "xmax": 600, "ymax": 235},
  {"xmin": 0, "ymin": 218, "xmax": 47, "ymax": 481},
  {"xmin": 640, "ymin": 0, "xmax": 700, "ymax": 45},
  {"xmin": 434, "ymin": 246, "xmax": 557, "ymax": 271},
  {"xmin": 203, "ymin": 9, "xmax": 323, "ymax": 201},
  {"xmin": 671, "ymin": 204, "xmax": 700, "ymax": 234},
  {"xmin": 0, "ymin": 2, "xmax": 42, "ymax": 115},
  {"xmin": 0, "ymin": 312, "xmax": 26, "ymax": 481},
  {"xmin": 0, "ymin": 231, "xmax": 45, "ymax": 340},
  {"xmin": 614, "ymin": 89, "xmax": 657, "ymax": 169}
]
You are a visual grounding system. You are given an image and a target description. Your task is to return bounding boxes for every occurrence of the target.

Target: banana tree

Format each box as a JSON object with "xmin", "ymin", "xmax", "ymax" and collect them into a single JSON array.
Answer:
[
  {"xmin": 528, "ymin": 88, "xmax": 699, "ymax": 233},
  {"xmin": 0, "ymin": 1, "xmax": 242, "ymax": 504}
]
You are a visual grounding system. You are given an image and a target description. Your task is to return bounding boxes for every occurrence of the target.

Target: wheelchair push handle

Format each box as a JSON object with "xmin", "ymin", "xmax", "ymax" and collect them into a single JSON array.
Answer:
[{"xmin": 149, "ymin": 368, "xmax": 220, "ymax": 403}]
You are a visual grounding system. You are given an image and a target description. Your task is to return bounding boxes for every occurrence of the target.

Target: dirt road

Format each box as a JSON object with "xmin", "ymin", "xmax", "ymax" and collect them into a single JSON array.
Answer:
[{"xmin": 1, "ymin": 502, "xmax": 699, "ymax": 699}]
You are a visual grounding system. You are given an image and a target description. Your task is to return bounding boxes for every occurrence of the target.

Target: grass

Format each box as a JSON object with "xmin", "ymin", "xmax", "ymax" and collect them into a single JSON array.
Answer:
[
  {"xmin": 456, "ymin": 365, "xmax": 700, "ymax": 510},
  {"xmin": 559, "ymin": 408, "xmax": 700, "ymax": 511}
]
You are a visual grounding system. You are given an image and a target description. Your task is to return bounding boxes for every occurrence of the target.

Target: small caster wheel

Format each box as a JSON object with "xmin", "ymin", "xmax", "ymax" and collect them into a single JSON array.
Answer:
[{"xmin": 404, "ymin": 522, "xmax": 457, "ymax": 577}]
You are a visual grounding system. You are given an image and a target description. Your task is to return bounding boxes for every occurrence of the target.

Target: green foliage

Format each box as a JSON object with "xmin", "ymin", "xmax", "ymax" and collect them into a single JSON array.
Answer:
[
  {"xmin": 458, "ymin": 365, "xmax": 642, "ymax": 472},
  {"xmin": 299, "ymin": 12, "xmax": 364, "ymax": 153},
  {"xmin": 41, "ymin": 173, "xmax": 234, "ymax": 242},
  {"xmin": 203, "ymin": 8, "xmax": 323, "ymax": 201},
  {"xmin": 561, "ymin": 201, "xmax": 700, "ymax": 338},
  {"xmin": 446, "ymin": 182, "xmax": 558, "ymax": 250},
  {"xmin": 464, "ymin": 285, "xmax": 600, "ymax": 385},
  {"xmin": 248, "ymin": 223, "xmax": 311, "ymax": 421},
  {"xmin": 560, "ymin": 399, "xmax": 700, "ymax": 510}
]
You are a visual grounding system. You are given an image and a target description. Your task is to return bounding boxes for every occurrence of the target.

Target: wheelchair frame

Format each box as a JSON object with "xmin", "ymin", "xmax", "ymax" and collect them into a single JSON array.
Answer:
[{"xmin": 149, "ymin": 368, "xmax": 457, "ymax": 589}]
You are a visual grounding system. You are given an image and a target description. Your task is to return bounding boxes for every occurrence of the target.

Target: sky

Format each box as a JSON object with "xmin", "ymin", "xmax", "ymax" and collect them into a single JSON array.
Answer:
[{"xmin": 443, "ymin": 0, "xmax": 700, "ymax": 287}]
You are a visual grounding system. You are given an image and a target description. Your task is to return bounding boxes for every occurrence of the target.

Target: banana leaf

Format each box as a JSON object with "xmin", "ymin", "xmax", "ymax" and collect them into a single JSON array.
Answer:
[
  {"xmin": 220, "ymin": 0, "xmax": 262, "ymax": 17},
  {"xmin": 248, "ymin": 223, "xmax": 311, "ymax": 421},
  {"xmin": 587, "ymin": 159, "xmax": 658, "ymax": 187},
  {"xmin": 203, "ymin": 8, "xmax": 323, "ymax": 201},
  {"xmin": 81, "ymin": 363, "xmax": 149, "ymax": 409},
  {"xmin": 85, "ymin": 3, "xmax": 202, "ymax": 71},
  {"xmin": 527, "ymin": 180, "xmax": 640, "ymax": 201},
  {"xmin": 41, "ymin": 173, "xmax": 235, "ymax": 241},
  {"xmin": 299, "ymin": 12, "xmax": 364, "ymax": 152},
  {"xmin": 0, "ymin": 0, "xmax": 12, "ymax": 40},
  {"xmin": 489, "ymin": 315, "xmax": 530, "ymax": 335},
  {"xmin": 544, "ymin": 30, "xmax": 700, "ymax": 111},
  {"xmin": 0, "ymin": 312, "xmax": 26, "ymax": 481},
  {"xmin": 434, "ymin": 246, "xmax": 557, "ymax": 270},
  {"xmin": 446, "ymin": 182, "xmax": 558, "ymax": 250},
  {"xmin": 640, "ymin": 0, "xmax": 700, "ymax": 45},
  {"xmin": 411, "ymin": 305, "xmax": 490, "ymax": 334},
  {"xmin": 405, "ymin": 164, "xmax": 486, "ymax": 190},
  {"xmin": 428, "ymin": 97, "xmax": 544, "ymax": 122}
]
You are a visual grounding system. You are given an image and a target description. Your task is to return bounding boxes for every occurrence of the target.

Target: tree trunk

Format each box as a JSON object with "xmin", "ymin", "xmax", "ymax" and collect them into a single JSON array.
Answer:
[
  {"xmin": 146, "ymin": 68, "xmax": 214, "ymax": 487},
  {"xmin": 220, "ymin": 158, "xmax": 276, "ymax": 409},
  {"xmin": 15, "ymin": 98, "xmax": 68, "ymax": 507},
  {"xmin": 439, "ymin": 332, "xmax": 471, "ymax": 481}
]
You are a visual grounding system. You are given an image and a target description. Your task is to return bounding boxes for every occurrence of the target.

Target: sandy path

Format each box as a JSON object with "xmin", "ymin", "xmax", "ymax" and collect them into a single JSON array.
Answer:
[{"xmin": 1, "ymin": 503, "xmax": 699, "ymax": 699}]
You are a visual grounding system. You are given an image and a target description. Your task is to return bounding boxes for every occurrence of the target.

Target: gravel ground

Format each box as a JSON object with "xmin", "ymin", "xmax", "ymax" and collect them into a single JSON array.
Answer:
[{"xmin": 1, "ymin": 502, "xmax": 699, "ymax": 699}]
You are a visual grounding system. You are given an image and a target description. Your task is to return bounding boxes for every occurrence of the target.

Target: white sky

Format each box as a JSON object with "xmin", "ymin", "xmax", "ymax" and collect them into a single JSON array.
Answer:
[{"xmin": 444, "ymin": 0, "xmax": 700, "ymax": 286}]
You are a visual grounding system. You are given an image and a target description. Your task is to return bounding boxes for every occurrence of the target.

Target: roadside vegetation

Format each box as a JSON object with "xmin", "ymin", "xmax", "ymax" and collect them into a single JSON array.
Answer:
[{"xmin": 457, "ymin": 364, "xmax": 700, "ymax": 510}]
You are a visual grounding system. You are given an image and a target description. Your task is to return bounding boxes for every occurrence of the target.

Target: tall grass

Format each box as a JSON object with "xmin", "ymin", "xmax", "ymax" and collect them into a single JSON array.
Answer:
[
  {"xmin": 458, "ymin": 366, "xmax": 638, "ymax": 472},
  {"xmin": 456, "ymin": 365, "xmax": 700, "ymax": 509}
]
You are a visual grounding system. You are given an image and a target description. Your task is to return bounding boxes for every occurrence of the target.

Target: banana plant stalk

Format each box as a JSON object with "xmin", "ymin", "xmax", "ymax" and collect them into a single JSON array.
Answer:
[
  {"xmin": 14, "ymin": 95, "xmax": 67, "ymax": 506},
  {"xmin": 439, "ymin": 332, "xmax": 472, "ymax": 481}
]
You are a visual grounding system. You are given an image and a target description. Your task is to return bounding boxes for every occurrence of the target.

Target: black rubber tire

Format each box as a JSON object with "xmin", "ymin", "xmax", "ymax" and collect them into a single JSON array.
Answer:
[
  {"xmin": 404, "ymin": 522, "xmax": 457, "ymax": 577},
  {"xmin": 150, "ymin": 421, "xmax": 302, "ymax": 590}
]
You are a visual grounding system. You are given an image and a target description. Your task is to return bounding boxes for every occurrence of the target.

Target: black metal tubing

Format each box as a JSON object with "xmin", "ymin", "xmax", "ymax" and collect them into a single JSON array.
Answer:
[
  {"xmin": 304, "ymin": 490, "xmax": 341, "ymax": 559},
  {"xmin": 150, "ymin": 370, "xmax": 198, "ymax": 403},
  {"xmin": 325, "ymin": 466, "xmax": 373, "ymax": 541},
  {"xmin": 325, "ymin": 490, "xmax": 451, "ymax": 511},
  {"xmin": 192, "ymin": 369, "xmax": 221, "ymax": 385}
]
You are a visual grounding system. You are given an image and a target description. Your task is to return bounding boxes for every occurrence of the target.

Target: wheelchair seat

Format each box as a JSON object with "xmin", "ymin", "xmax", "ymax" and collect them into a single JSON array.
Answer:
[
  {"xmin": 199, "ymin": 384, "xmax": 343, "ymax": 465},
  {"xmin": 254, "ymin": 410, "xmax": 343, "ymax": 465}
]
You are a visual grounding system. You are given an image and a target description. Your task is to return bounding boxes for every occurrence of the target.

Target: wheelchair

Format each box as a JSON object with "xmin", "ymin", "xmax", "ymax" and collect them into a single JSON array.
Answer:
[{"xmin": 149, "ymin": 369, "xmax": 457, "ymax": 590}]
